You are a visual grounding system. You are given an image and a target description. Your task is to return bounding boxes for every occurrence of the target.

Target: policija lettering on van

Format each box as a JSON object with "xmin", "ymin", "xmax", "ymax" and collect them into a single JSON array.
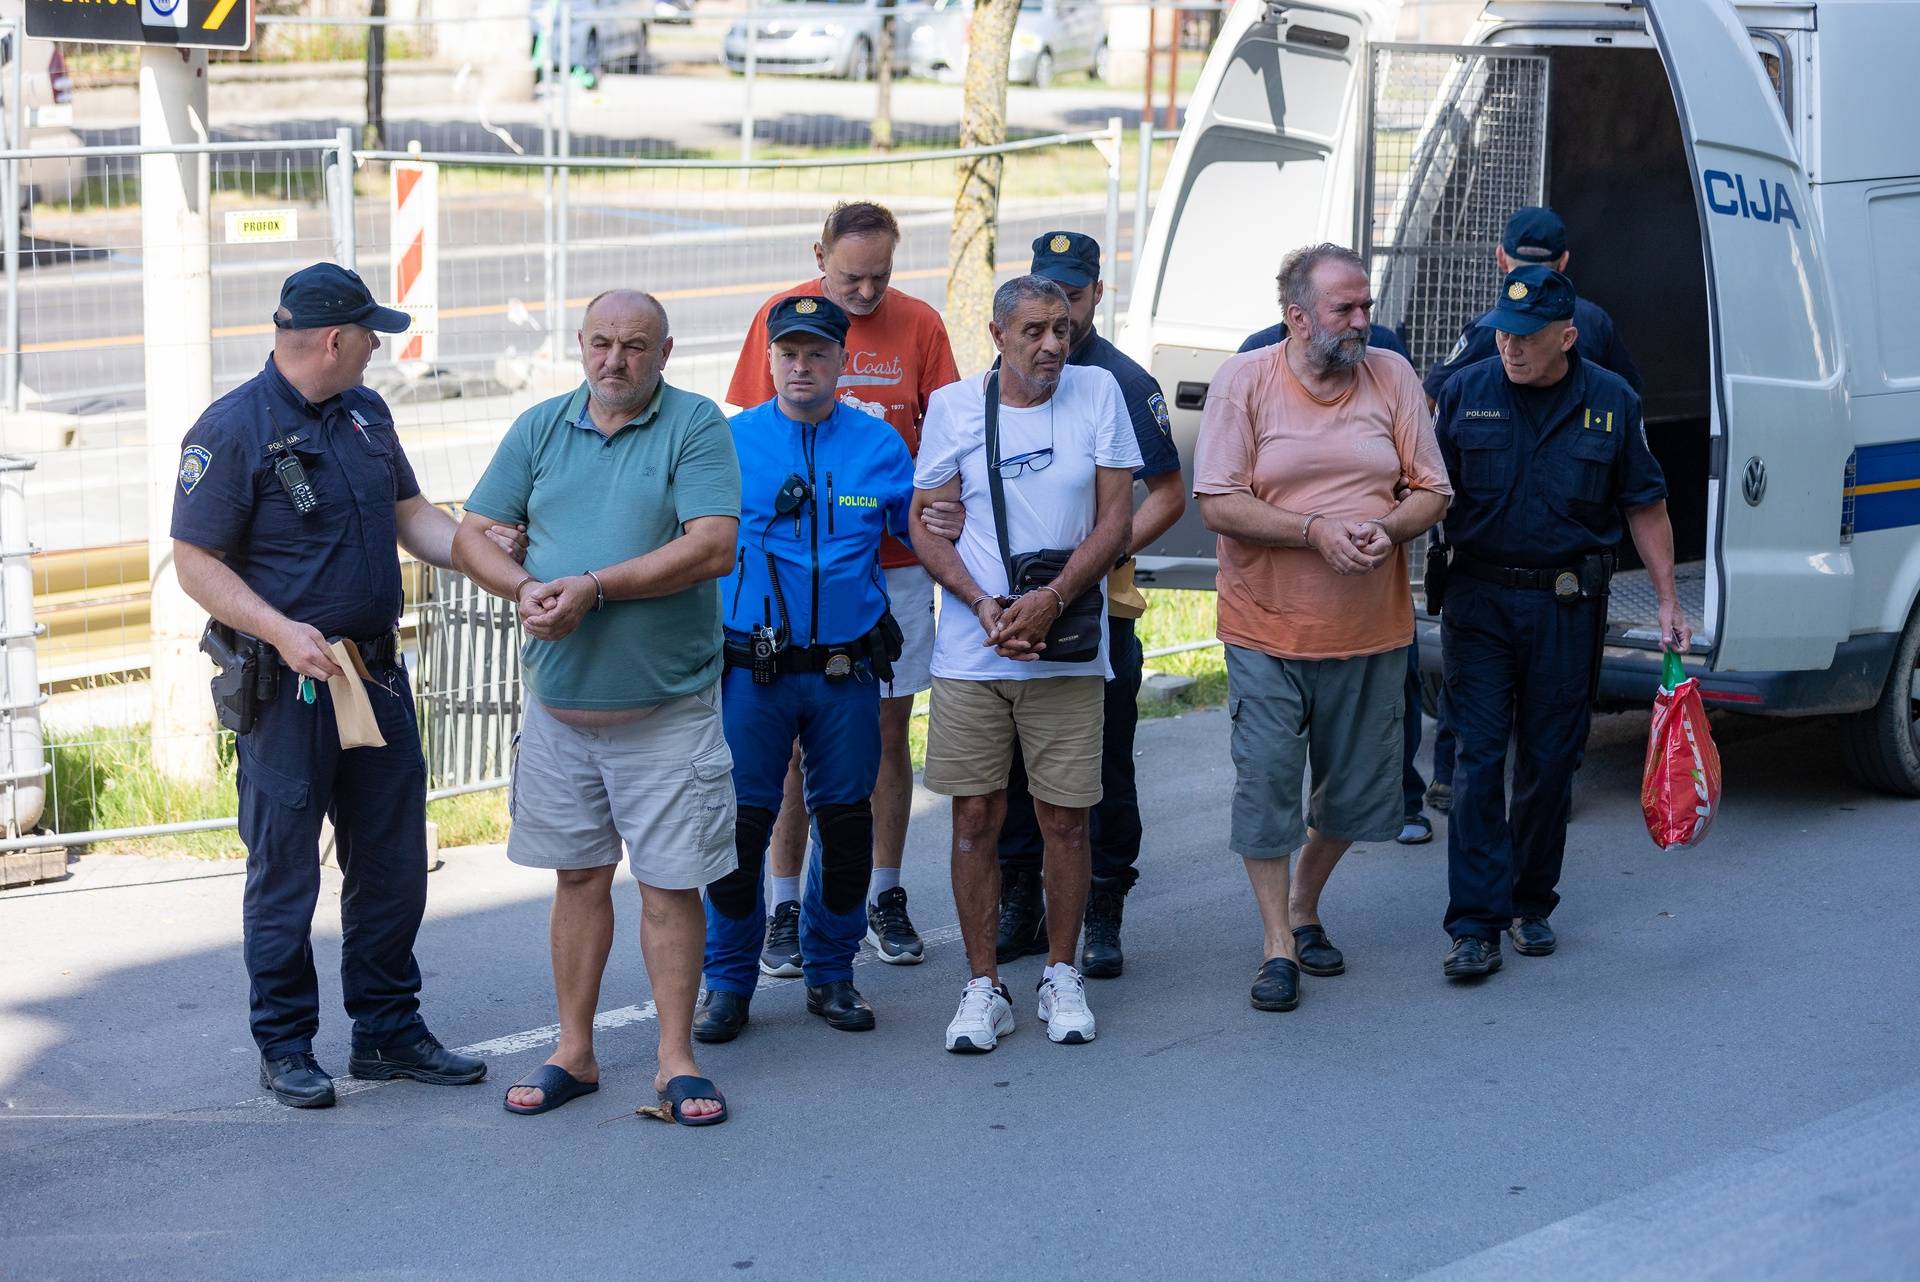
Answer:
[{"xmin": 1702, "ymin": 171, "xmax": 1801, "ymax": 227}]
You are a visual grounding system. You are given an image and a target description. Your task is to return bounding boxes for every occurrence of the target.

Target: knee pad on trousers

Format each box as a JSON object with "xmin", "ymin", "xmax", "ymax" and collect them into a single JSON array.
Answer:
[
  {"xmin": 708, "ymin": 805, "xmax": 776, "ymax": 920},
  {"xmin": 814, "ymin": 801, "xmax": 873, "ymax": 915}
]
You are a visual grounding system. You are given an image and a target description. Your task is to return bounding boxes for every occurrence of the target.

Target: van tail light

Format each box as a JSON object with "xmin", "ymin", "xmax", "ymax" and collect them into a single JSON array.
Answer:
[{"xmin": 49, "ymin": 47, "xmax": 72, "ymax": 103}]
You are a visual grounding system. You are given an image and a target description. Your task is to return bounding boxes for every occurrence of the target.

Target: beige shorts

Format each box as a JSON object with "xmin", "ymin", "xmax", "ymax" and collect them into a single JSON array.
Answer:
[
  {"xmin": 506, "ymin": 685, "xmax": 738, "ymax": 890},
  {"xmin": 923, "ymin": 675, "xmax": 1105, "ymax": 807}
]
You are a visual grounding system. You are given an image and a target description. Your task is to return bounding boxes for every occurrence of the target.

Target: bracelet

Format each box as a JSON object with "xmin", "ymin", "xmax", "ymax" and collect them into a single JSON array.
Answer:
[
  {"xmin": 512, "ymin": 574, "xmax": 536, "ymax": 601},
  {"xmin": 584, "ymin": 568, "xmax": 606, "ymax": 612},
  {"xmin": 969, "ymin": 593, "xmax": 995, "ymax": 613},
  {"xmin": 1301, "ymin": 512, "xmax": 1322, "ymax": 543},
  {"xmin": 1037, "ymin": 584, "xmax": 1066, "ymax": 614}
]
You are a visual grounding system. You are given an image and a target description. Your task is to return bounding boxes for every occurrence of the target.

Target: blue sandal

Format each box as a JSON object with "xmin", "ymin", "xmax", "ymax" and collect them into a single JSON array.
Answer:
[
  {"xmin": 658, "ymin": 1075, "xmax": 728, "ymax": 1127},
  {"xmin": 503, "ymin": 1063, "xmax": 599, "ymax": 1116}
]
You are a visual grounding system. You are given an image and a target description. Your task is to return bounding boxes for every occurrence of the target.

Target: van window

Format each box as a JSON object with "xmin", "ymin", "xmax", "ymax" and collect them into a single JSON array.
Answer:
[
  {"xmin": 1156, "ymin": 140, "xmax": 1327, "ymax": 334},
  {"xmin": 1868, "ymin": 190, "xmax": 1920, "ymax": 381}
]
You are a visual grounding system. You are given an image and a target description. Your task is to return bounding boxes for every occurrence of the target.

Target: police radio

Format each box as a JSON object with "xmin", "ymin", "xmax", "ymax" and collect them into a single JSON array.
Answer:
[{"xmin": 273, "ymin": 452, "xmax": 318, "ymax": 515}]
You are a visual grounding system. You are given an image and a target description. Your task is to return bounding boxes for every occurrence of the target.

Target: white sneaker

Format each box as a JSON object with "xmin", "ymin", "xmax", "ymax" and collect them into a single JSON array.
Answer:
[
  {"xmin": 1037, "ymin": 964, "xmax": 1097, "ymax": 1044},
  {"xmin": 945, "ymin": 977, "xmax": 1015, "ymax": 1054}
]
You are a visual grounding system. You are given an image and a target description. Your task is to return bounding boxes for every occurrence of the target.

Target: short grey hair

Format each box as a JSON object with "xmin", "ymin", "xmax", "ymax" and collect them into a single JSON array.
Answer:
[
  {"xmin": 1277, "ymin": 243, "xmax": 1368, "ymax": 315},
  {"xmin": 992, "ymin": 274, "xmax": 1069, "ymax": 328}
]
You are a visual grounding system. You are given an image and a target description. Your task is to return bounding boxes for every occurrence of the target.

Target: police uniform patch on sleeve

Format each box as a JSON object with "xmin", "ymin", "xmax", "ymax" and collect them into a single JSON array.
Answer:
[
  {"xmin": 1445, "ymin": 332, "xmax": 1469, "ymax": 365},
  {"xmin": 178, "ymin": 445, "xmax": 213, "ymax": 495},
  {"xmin": 1147, "ymin": 391, "xmax": 1171, "ymax": 438}
]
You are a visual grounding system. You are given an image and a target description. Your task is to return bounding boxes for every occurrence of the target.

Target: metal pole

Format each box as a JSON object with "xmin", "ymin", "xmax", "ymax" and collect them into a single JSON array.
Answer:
[
  {"xmin": 556, "ymin": 1, "xmax": 571, "ymax": 341},
  {"xmin": 5, "ymin": 24, "xmax": 23, "ymax": 413},
  {"xmin": 541, "ymin": 1, "xmax": 558, "ymax": 359},
  {"xmin": 1132, "ymin": 119, "xmax": 1153, "ymax": 303},
  {"xmin": 742, "ymin": 8, "xmax": 758, "ymax": 166},
  {"xmin": 1102, "ymin": 116, "xmax": 1121, "ymax": 339},
  {"xmin": 333, "ymin": 126, "xmax": 357, "ymax": 271}
]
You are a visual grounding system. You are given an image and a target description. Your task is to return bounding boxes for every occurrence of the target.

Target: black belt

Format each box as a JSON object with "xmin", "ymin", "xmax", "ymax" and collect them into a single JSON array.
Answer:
[
  {"xmin": 1453, "ymin": 550, "xmax": 1616, "ymax": 600},
  {"xmin": 725, "ymin": 633, "xmax": 882, "ymax": 677},
  {"xmin": 210, "ymin": 622, "xmax": 399, "ymax": 670}
]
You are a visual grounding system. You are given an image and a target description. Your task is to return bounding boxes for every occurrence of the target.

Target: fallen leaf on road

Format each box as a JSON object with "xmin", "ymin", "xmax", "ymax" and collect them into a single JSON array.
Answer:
[
  {"xmin": 1657, "ymin": 911, "xmax": 1675, "ymax": 918},
  {"xmin": 634, "ymin": 1103, "xmax": 676, "ymax": 1124}
]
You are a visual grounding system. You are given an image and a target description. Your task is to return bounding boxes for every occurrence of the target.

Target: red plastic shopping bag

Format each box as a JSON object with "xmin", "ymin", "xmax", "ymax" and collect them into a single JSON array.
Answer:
[{"xmin": 1641, "ymin": 650, "xmax": 1723, "ymax": 850}]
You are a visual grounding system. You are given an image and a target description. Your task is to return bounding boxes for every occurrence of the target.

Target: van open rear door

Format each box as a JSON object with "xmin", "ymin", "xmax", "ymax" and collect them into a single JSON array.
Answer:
[{"xmin": 1647, "ymin": 0, "xmax": 1851, "ymax": 671}]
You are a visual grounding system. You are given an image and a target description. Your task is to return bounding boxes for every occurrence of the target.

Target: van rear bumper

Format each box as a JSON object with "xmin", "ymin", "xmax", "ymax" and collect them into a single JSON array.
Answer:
[{"xmin": 1412, "ymin": 619, "xmax": 1899, "ymax": 718}]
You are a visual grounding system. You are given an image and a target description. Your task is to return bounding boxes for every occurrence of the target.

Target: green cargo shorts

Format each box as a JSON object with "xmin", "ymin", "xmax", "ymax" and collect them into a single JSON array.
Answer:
[{"xmin": 1224, "ymin": 642, "xmax": 1407, "ymax": 859}]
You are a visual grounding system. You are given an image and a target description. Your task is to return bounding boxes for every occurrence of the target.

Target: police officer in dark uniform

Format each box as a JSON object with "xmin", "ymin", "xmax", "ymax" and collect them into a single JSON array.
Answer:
[
  {"xmin": 1422, "ymin": 207, "xmax": 1642, "ymax": 403},
  {"xmin": 1433, "ymin": 266, "xmax": 1689, "ymax": 980},
  {"xmin": 172, "ymin": 264, "xmax": 523, "ymax": 1106},
  {"xmin": 978, "ymin": 232, "xmax": 1185, "ymax": 978}
]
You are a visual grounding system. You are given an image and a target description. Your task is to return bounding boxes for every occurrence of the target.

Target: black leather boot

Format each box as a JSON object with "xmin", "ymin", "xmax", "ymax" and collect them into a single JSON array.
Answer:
[
  {"xmin": 995, "ymin": 867, "xmax": 1047, "ymax": 963},
  {"xmin": 1080, "ymin": 877, "xmax": 1125, "ymax": 979}
]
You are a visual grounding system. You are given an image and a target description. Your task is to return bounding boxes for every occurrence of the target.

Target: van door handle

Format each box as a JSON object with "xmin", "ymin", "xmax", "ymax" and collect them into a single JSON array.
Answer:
[{"xmin": 1175, "ymin": 381, "xmax": 1208, "ymax": 411}]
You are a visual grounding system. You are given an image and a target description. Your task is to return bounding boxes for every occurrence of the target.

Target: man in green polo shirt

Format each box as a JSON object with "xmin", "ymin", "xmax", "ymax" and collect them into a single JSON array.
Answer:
[{"xmin": 453, "ymin": 289, "xmax": 742, "ymax": 1124}]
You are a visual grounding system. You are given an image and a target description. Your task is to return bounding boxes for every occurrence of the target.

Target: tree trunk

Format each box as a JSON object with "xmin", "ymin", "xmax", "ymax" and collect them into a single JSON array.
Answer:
[
  {"xmin": 873, "ymin": 12, "xmax": 896, "ymax": 151},
  {"xmin": 945, "ymin": 0, "xmax": 1020, "ymax": 374},
  {"xmin": 364, "ymin": 0, "xmax": 387, "ymax": 152}
]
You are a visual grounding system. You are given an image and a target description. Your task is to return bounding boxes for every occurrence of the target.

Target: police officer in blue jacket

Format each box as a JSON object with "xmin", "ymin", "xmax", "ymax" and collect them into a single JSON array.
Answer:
[
  {"xmin": 695, "ymin": 296, "xmax": 916, "ymax": 1040},
  {"xmin": 1422, "ymin": 206, "xmax": 1641, "ymax": 403},
  {"xmin": 171, "ymin": 264, "xmax": 523, "ymax": 1107},
  {"xmin": 1433, "ymin": 266, "xmax": 1689, "ymax": 981}
]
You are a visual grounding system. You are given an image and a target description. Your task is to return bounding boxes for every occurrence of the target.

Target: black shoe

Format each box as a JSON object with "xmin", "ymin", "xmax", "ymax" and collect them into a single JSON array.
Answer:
[
  {"xmin": 1291, "ymin": 924, "xmax": 1345, "ymax": 977},
  {"xmin": 1080, "ymin": 878, "xmax": 1125, "ymax": 979},
  {"xmin": 865, "ymin": 886, "xmax": 925, "ymax": 965},
  {"xmin": 693, "ymin": 989, "xmax": 751, "ymax": 1043},
  {"xmin": 347, "ymin": 1032, "xmax": 487, "ymax": 1085},
  {"xmin": 1508, "ymin": 916, "xmax": 1557, "ymax": 956},
  {"xmin": 1426, "ymin": 782, "xmax": 1453, "ymax": 814},
  {"xmin": 759, "ymin": 900, "xmax": 803, "ymax": 978},
  {"xmin": 259, "ymin": 1051, "xmax": 336, "ymax": 1108},
  {"xmin": 1251, "ymin": 957, "xmax": 1301, "ymax": 1011},
  {"xmin": 805, "ymin": 980, "xmax": 876, "ymax": 1032},
  {"xmin": 995, "ymin": 867, "xmax": 1047, "ymax": 964},
  {"xmin": 1443, "ymin": 936, "xmax": 1503, "ymax": 979}
]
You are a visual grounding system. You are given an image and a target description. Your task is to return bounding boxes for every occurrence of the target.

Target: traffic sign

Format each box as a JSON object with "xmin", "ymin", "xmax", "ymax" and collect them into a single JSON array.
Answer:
[{"xmin": 24, "ymin": 0, "xmax": 253, "ymax": 52}]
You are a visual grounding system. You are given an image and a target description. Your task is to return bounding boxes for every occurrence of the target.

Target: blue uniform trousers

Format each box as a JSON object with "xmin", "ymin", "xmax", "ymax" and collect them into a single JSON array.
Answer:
[
  {"xmin": 238, "ymin": 658, "xmax": 429, "ymax": 1059},
  {"xmin": 1401, "ymin": 631, "xmax": 1427, "ymax": 819},
  {"xmin": 704, "ymin": 664, "xmax": 881, "ymax": 995},
  {"xmin": 998, "ymin": 615, "xmax": 1144, "ymax": 889},
  {"xmin": 1441, "ymin": 576, "xmax": 1601, "ymax": 942}
]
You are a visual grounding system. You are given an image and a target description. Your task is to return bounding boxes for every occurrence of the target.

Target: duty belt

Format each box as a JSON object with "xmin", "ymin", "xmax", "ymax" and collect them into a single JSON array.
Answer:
[
  {"xmin": 209, "ymin": 621, "xmax": 401, "ymax": 670},
  {"xmin": 1452, "ymin": 550, "xmax": 1617, "ymax": 602},
  {"xmin": 724, "ymin": 632, "xmax": 883, "ymax": 678}
]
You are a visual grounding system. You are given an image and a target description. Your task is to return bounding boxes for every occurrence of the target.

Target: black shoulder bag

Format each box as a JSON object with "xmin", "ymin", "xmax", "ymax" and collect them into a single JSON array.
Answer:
[{"xmin": 983, "ymin": 371, "xmax": 1105, "ymax": 664}]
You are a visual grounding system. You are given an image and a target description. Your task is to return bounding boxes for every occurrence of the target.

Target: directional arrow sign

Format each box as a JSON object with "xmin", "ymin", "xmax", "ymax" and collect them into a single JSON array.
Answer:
[{"xmin": 25, "ymin": 0, "xmax": 254, "ymax": 51}]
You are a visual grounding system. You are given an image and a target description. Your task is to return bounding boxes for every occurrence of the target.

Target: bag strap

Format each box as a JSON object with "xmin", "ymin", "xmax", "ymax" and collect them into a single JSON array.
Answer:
[{"xmin": 983, "ymin": 371, "xmax": 1018, "ymax": 594}]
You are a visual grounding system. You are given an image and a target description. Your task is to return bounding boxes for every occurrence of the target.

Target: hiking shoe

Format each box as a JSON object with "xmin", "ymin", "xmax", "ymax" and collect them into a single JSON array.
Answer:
[
  {"xmin": 945, "ymin": 977, "xmax": 1015, "ymax": 1054},
  {"xmin": 996, "ymin": 867, "xmax": 1047, "ymax": 963},
  {"xmin": 865, "ymin": 886, "xmax": 925, "ymax": 965},
  {"xmin": 1037, "ymin": 964, "xmax": 1097, "ymax": 1044},
  {"xmin": 1080, "ymin": 879, "xmax": 1125, "ymax": 978},
  {"xmin": 759, "ymin": 900, "xmax": 803, "ymax": 978}
]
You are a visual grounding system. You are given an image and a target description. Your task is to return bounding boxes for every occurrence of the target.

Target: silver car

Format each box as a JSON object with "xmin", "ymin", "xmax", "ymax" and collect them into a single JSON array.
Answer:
[
  {"xmin": 530, "ymin": 0, "xmax": 651, "ymax": 82},
  {"xmin": 723, "ymin": 0, "xmax": 915, "ymax": 80},
  {"xmin": 907, "ymin": 0, "xmax": 1109, "ymax": 88}
]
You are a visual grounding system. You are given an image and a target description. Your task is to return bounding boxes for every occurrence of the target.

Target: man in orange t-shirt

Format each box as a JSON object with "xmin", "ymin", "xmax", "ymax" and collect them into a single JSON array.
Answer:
[
  {"xmin": 1193, "ymin": 244, "xmax": 1451, "ymax": 1015},
  {"xmin": 720, "ymin": 201, "xmax": 960, "ymax": 983}
]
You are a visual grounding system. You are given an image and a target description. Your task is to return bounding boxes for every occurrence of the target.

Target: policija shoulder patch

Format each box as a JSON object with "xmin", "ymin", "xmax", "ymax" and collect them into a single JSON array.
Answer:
[
  {"xmin": 178, "ymin": 445, "xmax": 213, "ymax": 495},
  {"xmin": 1148, "ymin": 391, "xmax": 1172, "ymax": 437}
]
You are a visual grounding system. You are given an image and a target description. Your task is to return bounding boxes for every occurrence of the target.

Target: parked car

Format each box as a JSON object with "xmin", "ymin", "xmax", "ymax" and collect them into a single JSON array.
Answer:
[
  {"xmin": 907, "ymin": 0, "xmax": 1108, "ymax": 88},
  {"xmin": 653, "ymin": 0, "xmax": 694, "ymax": 25},
  {"xmin": 529, "ymin": 0, "xmax": 650, "ymax": 82},
  {"xmin": 722, "ymin": 0, "xmax": 915, "ymax": 81},
  {"xmin": 0, "ymin": 13, "xmax": 81, "ymax": 210}
]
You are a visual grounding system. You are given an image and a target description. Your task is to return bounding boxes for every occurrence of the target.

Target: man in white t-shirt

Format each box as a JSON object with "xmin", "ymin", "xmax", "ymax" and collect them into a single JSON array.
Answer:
[{"xmin": 909, "ymin": 275, "xmax": 1141, "ymax": 1053}]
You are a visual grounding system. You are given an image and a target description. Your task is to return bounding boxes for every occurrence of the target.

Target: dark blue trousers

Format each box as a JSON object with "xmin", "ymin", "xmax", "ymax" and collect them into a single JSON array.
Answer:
[
  {"xmin": 1401, "ymin": 631, "xmax": 1427, "ymax": 820},
  {"xmin": 1440, "ymin": 577, "xmax": 1601, "ymax": 942},
  {"xmin": 998, "ymin": 615, "xmax": 1144, "ymax": 890},
  {"xmin": 238, "ymin": 658, "xmax": 429, "ymax": 1059},
  {"xmin": 704, "ymin": 665, "xmax": 881, "ymax": 995}
]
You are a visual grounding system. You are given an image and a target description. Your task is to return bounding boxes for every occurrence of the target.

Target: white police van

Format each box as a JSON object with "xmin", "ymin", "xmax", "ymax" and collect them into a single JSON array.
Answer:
[{"xmin": 1121, "ymin": 0, "xmax": 1920, "ymax": 794}]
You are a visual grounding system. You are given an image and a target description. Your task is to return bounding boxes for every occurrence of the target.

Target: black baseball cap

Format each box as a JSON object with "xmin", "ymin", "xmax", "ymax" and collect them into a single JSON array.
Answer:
[
  {"xmin": 275, "ymin": 263, "xmax": 411, "ymax": 333},
  {"xmin": 767, "ymin": 294, "xmax": 851, "ymax": 346},
  {"xmin": 1482, "ymin": 265, "xmax": 1577, "ymax": 336},
  {"xmin": 1029, "ymin": 231, "xmax": 1101, "ymax": 288},
  {"xmin": 1501, "ymin": 206, "xmax": 1568, "ymax": 262}
]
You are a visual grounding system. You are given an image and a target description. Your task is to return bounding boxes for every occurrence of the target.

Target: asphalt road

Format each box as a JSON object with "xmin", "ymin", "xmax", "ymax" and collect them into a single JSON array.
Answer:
[{"xmin": 3, "ymin": 702, "xmax": 1916, "ymax": 1279}]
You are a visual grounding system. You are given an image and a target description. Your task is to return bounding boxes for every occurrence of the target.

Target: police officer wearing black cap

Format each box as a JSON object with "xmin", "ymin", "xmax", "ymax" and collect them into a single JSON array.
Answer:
[
  {"xmin": 968, "ymin": 231, "xmax": 1185, "ymax": 977},
  {"xmin": 1433, "ymin": 265, "xmax": 1688, "ymax": 981},
  {"xmin": 172, "ymin": 263, "xmax": 525, "ymax": 1106}
]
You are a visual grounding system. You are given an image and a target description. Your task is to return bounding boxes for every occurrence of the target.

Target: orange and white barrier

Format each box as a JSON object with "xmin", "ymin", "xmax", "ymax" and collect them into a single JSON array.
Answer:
[{"xmin": 389, "ymin": 159, "xmax": 439, "ymax": 369}]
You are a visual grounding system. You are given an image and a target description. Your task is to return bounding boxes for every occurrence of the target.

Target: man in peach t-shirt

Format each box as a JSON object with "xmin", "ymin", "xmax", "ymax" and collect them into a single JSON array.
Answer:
[
  {"xmin": 718, "ymin": 201, "xmax": 960, "ymax": 990},
  {"xmin": 1193, "ymin": 244, "xmax": 1451, "ymax": 1016}
]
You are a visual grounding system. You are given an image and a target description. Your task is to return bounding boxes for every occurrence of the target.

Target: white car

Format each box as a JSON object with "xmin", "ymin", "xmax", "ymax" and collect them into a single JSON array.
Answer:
[
  {"xmin": 907, "ymin": 0, "xmax": 1108, "ymax": 87},
  {"xmin": 530, "ymin": 0, "xmax": 650, "ymax": 82}
]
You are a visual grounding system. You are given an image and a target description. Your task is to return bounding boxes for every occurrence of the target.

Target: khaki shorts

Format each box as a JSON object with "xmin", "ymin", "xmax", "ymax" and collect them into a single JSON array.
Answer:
[
  {"xmin": 506, "ymin": 685, "xmax": 737, "ymax": 890},
  {"xmin": 1224, "ymin": 643, "xmax": 1405, "ymax": 859},
  {"xmin": 923, "ymin": 675, "xmax": 1105, "ymax": 807}
]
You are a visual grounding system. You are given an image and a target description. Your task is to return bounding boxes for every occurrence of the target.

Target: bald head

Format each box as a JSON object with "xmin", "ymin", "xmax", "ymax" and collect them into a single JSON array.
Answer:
[{"xmin": 583, "ymin": 289, "xmax": 669, "ymax": 337}]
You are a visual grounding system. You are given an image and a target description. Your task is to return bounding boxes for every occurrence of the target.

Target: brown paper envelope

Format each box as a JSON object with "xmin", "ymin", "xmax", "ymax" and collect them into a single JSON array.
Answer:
[
  {"xmin": 326, "ymin": 639, "xmax": 388, "ymax": 750},
  {"xmin": 1107, "ymin": 560, "xmax": 1148, "ymax": 621}
]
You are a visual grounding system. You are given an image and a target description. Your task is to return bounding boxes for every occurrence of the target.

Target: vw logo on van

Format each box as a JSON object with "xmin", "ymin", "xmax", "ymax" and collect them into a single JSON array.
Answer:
[{"xmin": 1742, "ymin": 457, "xmax": 1768, "ymax": 507}]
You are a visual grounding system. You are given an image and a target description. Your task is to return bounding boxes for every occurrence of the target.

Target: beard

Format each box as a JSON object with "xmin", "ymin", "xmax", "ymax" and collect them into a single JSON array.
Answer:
[{"xmin": 1305, "ymin": 319, "xmax": 1369, "ymax": 372}]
